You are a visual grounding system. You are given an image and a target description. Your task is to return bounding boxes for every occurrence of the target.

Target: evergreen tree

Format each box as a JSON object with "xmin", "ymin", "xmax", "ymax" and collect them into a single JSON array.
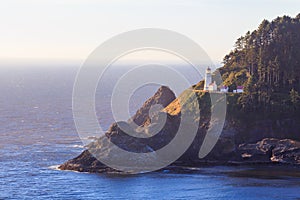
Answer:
[{"xmin": 218, "ymin": 13, "xmax": 300, "ymax": 117}]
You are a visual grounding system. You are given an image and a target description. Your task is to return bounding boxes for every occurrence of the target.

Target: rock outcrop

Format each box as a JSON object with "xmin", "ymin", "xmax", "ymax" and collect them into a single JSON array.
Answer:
[
  {"xmin": 60, "ymin": 86, "xmax": 300, "ymax": 173},
  {"xmin": 59, "ymin": 86, "xmax": 180, "ymax": 172},
  {"xmin": 238, "ymin": 138, "xmax": 300, "ymax": 165}
]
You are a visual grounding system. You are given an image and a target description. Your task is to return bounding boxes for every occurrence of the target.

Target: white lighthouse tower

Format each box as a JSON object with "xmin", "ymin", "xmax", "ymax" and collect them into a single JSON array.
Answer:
[{"xmin": 204, "ymin": 67, "xmax": 212, "ymax": 91}]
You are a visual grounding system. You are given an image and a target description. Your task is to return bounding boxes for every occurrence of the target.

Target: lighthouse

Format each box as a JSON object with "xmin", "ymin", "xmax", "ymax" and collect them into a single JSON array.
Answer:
[{"xmin": 204, "ymin": 67, "xmax": 212, "ymax": 91}]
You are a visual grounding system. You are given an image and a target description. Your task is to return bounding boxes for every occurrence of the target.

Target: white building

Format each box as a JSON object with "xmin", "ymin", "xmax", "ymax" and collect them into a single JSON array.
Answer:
[
  {"xmin": 220, "ymin": 86, "xmax": 229, "ymax": 93},
  {"xmin": 208, "ymin": 81, "xmax": 218, "ymax": 91},
  {"xmin": 237, "ymin": 86, "xmax": 244, "ymax": 93},
  {"xmin": 233, "ymin": 86, "xmax": 244, "ymax": 93},
  {"xmin": 204, "ymin": 66, "xmax": 242, "ymax": 93},
  {"xmin": 204, "ymin": 67, "xmax": 218, "ymax": 92},
  {"xmin": 204, "ymin": 67, "xmax": 212, "ymax": 91}
]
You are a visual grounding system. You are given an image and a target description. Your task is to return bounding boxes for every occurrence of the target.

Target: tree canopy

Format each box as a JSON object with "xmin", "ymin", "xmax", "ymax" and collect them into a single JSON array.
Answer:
[{"xmin": 218, "ymin": 14, "xmax": 300, "ymax": 117}]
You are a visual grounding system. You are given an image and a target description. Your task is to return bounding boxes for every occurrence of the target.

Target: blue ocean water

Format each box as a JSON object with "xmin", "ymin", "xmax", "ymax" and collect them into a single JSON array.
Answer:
[{"xmin": 0, "ymin": 66, "xmax": 300, "ymax": 200}]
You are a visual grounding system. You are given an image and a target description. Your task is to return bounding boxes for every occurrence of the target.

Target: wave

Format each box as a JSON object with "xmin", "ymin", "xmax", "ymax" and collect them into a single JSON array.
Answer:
[
  {"xmin": 81, "ymin": 136, "xmax": 98, "ymax": 140},
  {"xmin": 48, "ymin": 165, "xmax": 60, "ymax": 170},
  {"xmin": 70, "ymin": 144, "xmax": 84, "ymax": 148},
  {"xmin": 48, "ymin": 165, "xmax": 90, "ymax": 174}
]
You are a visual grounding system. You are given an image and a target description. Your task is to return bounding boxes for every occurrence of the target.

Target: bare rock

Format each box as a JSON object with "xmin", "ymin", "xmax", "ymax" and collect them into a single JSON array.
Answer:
[{"xmin": 238, "ymin": 138, "xmax": 300, "ymax": 165}]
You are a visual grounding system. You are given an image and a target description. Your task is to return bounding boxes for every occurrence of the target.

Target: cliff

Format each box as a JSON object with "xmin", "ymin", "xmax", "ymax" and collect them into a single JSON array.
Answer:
[
  {"xmin": 60, "ymin": 14, "xmax": 300, "ymax": 173},
  {"xmin": 59, "ymin": 86, "xmax": 300, "ymax": 173}
]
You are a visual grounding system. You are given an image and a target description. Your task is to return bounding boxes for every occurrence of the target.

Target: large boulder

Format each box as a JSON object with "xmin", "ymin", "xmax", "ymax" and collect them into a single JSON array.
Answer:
[{"xmin": 238, "ymin": 138, "xmax": 300, "ymax": 165}]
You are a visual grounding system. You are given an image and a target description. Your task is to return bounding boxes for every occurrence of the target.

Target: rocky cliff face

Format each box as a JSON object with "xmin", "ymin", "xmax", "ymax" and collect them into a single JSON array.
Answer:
[
  {"xmin": 59, "ymin": 86, "xmax": 180, "ymax": 172},
  {"xmin": 59, "ymin": 86, "xmax": 300, "ymax": 173},
  {"xmin": 130, "ymin": 86, "xmax": 176, "ymax": 126}
]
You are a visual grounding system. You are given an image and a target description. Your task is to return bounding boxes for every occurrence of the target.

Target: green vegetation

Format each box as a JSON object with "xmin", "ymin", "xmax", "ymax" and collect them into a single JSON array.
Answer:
[{"xmin": 218, "ymin": 14, "xmax": 300, "ymax": 119}]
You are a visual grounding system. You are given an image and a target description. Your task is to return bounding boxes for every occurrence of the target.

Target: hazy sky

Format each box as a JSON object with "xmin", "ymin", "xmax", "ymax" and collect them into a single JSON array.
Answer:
[{"xmin": 1, "ymin": 0, "xmax": 299, "ymax": 64}]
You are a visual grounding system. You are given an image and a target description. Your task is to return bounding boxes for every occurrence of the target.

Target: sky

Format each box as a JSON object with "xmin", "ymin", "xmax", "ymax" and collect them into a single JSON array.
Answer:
[{"xmin": 0, "ymin": 0, "xmax": 299, "ymax": 65}]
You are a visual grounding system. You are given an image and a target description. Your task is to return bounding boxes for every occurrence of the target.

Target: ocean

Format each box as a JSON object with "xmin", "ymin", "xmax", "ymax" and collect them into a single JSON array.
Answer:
[{"xmin": 0, "ymin": 66, "xmax": 300, "ymax": 199}]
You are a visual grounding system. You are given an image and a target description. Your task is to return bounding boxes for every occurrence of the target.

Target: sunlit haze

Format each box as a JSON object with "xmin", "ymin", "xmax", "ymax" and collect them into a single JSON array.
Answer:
[{"xmin": 1, "ymin": 0, "xmax": 299, "ymax": 65}]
